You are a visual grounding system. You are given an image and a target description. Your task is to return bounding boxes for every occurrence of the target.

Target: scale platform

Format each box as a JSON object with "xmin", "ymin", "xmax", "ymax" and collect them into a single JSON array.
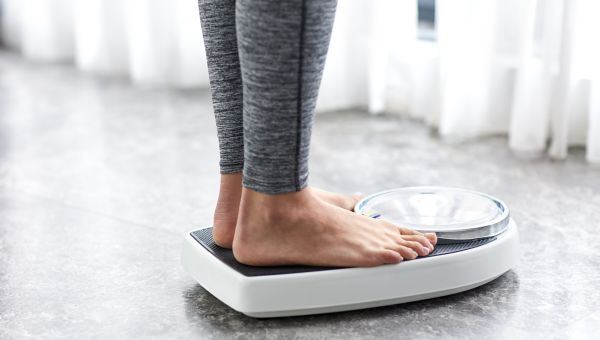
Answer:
[{"xmin": 181, "ymin": 187, "xmax": 520, "ymax": 317}]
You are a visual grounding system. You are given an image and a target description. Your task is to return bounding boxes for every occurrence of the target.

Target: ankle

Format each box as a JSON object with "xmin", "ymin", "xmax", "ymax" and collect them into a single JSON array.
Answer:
[
  {"xmin": 237, "ymin": 187, "xmax": 313, "ymax": 228},
  {"xmin": 219, "ymin": 172, "xmax": 242, "ymax": 189}
]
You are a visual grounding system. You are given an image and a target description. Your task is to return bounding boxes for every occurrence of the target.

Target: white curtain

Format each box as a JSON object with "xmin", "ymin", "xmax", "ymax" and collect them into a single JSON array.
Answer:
[
  {"xmin": 356, "ymin": 0, "xmax": 600, "ymax": 163},
  {"xmin": 1, "ymin": 0, "xmax": 599, "ymax": 162},
  {"xmin": 1, "ymin": 0, "xmax": 208, "ymax": 87}
]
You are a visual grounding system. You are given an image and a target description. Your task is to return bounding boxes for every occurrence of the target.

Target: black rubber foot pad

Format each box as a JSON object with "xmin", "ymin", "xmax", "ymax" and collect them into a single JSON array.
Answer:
[{"xmin": 190, "ymin": 228, "xmax": 496, "ymax": 277}]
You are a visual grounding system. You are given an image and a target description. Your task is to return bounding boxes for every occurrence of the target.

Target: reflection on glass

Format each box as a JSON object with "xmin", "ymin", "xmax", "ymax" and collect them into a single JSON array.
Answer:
[{"xmin": 356, "ymin": 187, "xmax": 509, "ymax": 240}]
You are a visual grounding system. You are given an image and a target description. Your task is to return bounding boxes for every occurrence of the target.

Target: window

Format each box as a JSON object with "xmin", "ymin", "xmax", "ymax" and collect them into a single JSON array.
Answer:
[{"xmin": 418, "ymin": 0, "xmax": 436, "ymax": 41}]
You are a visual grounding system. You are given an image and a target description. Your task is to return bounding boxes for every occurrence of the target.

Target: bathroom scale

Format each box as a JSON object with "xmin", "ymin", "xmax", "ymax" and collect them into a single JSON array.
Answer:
[{"xmin": 181, "ymin": 186, "xmax": 519, "ymax": 317}]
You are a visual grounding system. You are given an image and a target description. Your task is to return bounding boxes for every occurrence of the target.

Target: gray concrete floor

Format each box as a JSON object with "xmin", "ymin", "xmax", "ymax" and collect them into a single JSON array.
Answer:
[{"xmin": 0, "ymin": 51, "xmax": 599, "ymax": 339}]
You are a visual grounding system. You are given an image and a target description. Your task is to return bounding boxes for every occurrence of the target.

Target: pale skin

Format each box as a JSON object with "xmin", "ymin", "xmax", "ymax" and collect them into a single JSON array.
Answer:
[{"xmin": 213, "ymin": 173, "xmax": 437, "ymax": 267}]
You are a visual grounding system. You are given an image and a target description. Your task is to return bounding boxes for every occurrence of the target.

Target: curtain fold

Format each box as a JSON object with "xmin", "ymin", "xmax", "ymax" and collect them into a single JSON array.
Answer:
[
  {"xmin": 1, "ymin": 0, "xmax": 23, "ymax": 49},
  {"xmin": 73, "ymin": 0, "xmax": 129, "ymax": 75},
  {"xmin": 1, "ymin": 0, "xmax": 598, "ymax": 163},
  {"xmin": 17, "ymin": 0, "xmax": 74, "ymax": 61},
  {"xmin": 368, "ymin": 0, "xmax": 600, "ymax": 163},
  {"xmin": 125, "ymin": 0, "xmax": 208, "ymax": 87},
  {"xmin": 1, "ymin": 0, "xmax": 207, "ymax": 87}
]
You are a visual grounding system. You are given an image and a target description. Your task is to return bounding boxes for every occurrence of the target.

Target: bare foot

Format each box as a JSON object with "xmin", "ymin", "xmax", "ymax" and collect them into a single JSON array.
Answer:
[
  {"xmin": 212, "ymin": 173, "xmax": 362, "ymax": 248},
  {"xmin": 212, "ymin": 173, "xmax": 242, "ymax": 248},
  {"xmin": 232, "ymin": 187, "xmax": 437, "ymax": 267}
]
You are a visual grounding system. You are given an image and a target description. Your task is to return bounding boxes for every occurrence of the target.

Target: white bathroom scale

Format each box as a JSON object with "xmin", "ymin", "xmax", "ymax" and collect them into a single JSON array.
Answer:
[{"xmin": 181, "ymin": 187, "xmax": 519, "ymax": 318}]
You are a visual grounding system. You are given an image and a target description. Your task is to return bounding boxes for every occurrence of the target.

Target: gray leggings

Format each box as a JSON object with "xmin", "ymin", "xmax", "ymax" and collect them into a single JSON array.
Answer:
[{"xmin": 198, "ymin": 0, "xmax": 337, "ymax": 194}]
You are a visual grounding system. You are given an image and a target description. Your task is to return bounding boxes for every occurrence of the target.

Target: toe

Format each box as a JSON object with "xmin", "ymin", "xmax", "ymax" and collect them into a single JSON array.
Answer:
[
  {"xmin": 379, "ymin": 249, "xmax": 403, "ymax": 264},
  {"xmin": 425, "ymin": 232, "xmax": 437, "ymax": 246},
  {"xmin": 343, "ymin": 195, "xmax": 358, "ymax": 211},
  {"xmin": 396, "ymin": 245, "xmax": 419, "ymax": 260},
  {"xmin": 398, "ymin": 227, "xmax": 437, "ymax": 248},
  {"xmin": 402, "ymin": 234, "xmax": 434, "ymax": 251},
  {"xmin": 350, "ymin": 194, "xmax": 362, "ymax": 211},
  {"xmin": 401, "ymin": 240, "xmax": 431, "ymax": 256}
]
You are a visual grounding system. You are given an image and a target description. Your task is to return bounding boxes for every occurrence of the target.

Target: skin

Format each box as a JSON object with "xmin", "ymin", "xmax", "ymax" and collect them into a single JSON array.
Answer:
[
  {"xmin": 213, "ymin": 173, "xmax": 362, "ymax": 248},
  {"xmin": 213, "ymin": 173, "xmax": 437, "ymax": 267}
]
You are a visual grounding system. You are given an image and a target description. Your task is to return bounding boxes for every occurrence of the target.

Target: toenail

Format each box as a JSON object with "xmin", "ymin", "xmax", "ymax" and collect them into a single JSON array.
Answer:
[{"xmin": 422, "ymin": 247, "xmax": 430, "ymax": 254}]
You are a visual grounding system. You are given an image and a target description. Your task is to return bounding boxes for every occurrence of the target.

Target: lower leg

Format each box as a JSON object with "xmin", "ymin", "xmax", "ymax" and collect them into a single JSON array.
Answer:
[
  {"xmin": 205, "ymin": 0, "xmax": 357, "ymax": 248},
  {"xmin": 233, "ymin": 0, "xmax": 436, "ymax": 266},
  {"xmin": 198, "ymin": 0, "xmax": 243, "ymax": 247}
]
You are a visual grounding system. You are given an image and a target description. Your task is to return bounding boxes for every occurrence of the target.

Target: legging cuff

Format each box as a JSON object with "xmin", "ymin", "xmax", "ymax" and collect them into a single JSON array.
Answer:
[
  {"xmin": 242, "ymin": 172, "xmax": 309, "ymax": 195},
  {"xmin": 220, "ymin": 163, "xmax": 244, "ymax": 174}
]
